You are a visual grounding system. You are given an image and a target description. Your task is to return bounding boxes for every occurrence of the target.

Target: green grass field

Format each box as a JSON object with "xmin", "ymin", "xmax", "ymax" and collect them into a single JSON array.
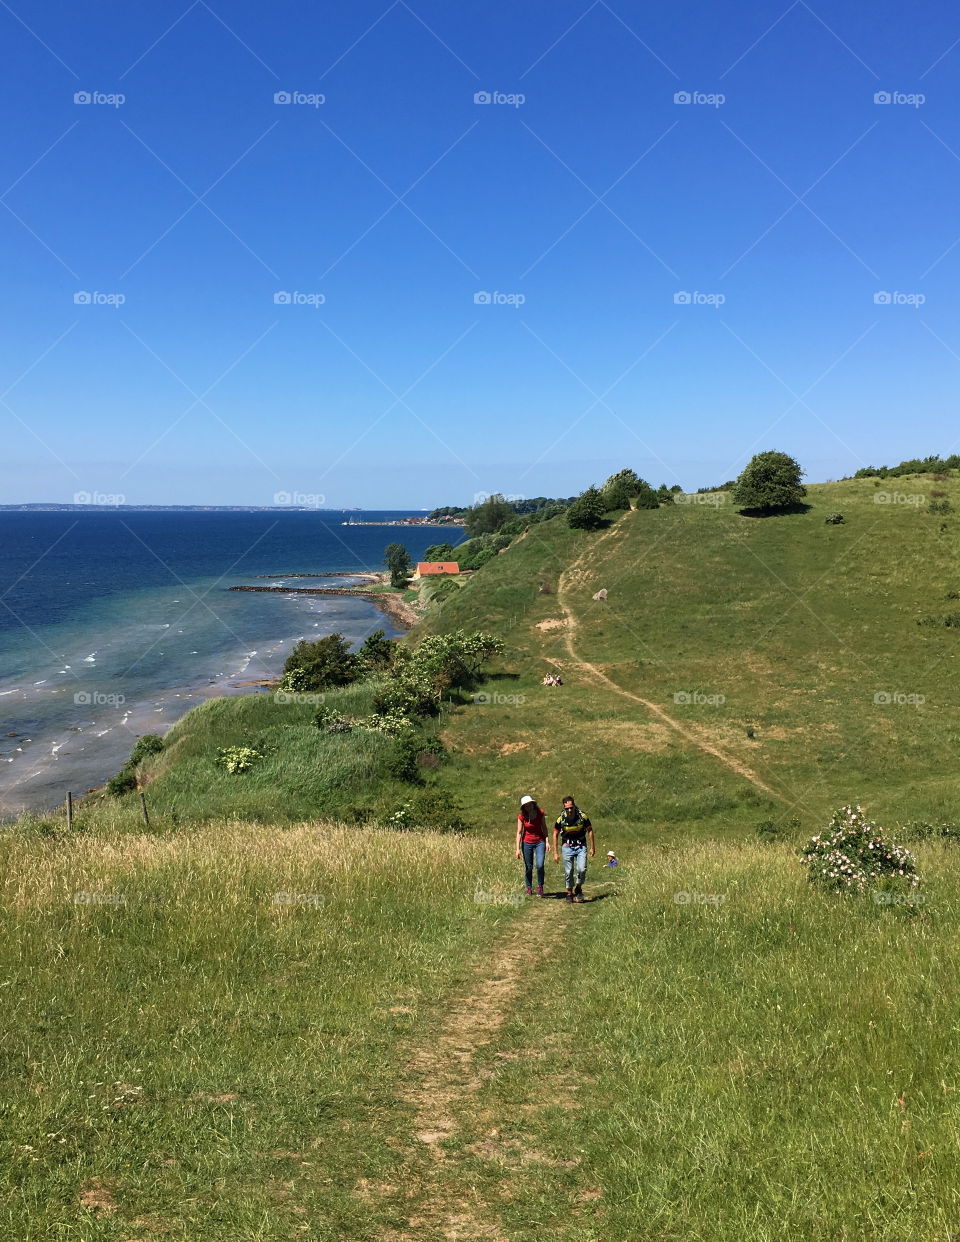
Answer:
[{"xmin": 6, "ymin": 473, "xmax": 960, "ymax": 1239}]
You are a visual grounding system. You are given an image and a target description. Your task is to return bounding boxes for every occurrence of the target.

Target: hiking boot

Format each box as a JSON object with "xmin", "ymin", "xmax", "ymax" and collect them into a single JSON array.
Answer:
[
  {"xmin": 565, "ymin": 890, "xmax": 574, "ymax": 904},
  {"xmin": 536, "ymin": 884, "xmax": 544, "ymax": 897},
  {"xmin": 524, "ymin": 886, "xmax": 533, "ymax": 896}
]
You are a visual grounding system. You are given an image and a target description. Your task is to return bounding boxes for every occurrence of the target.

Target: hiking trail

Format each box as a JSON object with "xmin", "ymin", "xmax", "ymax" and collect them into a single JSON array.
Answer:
[
  {"xmin": 377, "ymin": 899, "xmax": 566, "ymax": 1241},
  {"xmin": 557, "ymin": 516, "xmax": 785, "ymax": 803}
]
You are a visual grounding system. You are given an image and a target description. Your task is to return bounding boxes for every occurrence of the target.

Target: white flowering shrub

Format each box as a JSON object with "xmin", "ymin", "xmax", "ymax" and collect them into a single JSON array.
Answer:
[
  {"xmin": 800, "ymin": 805, "xmax": 919, "ymax": 895},
  {"xmin": 217, "ymin": 746, "xmax": 263, "ymax": 774},
  {"xmin": 355, "ymin": 711, "xmax": 413, "ymax": 735}
]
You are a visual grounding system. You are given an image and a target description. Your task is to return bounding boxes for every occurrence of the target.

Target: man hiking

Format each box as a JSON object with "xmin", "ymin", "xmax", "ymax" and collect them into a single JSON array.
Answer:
[
  {"xmin": 553, "ymin": 795, "xmax": 595, "ymax": 903},
  {"xmin": 516, "ymin": 795, "xmax": 548, "ymax": 897}
]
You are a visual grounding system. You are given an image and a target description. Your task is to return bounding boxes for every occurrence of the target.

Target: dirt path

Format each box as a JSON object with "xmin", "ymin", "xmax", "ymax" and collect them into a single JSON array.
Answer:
[
  {"xmin": 383, "ymin": 900, "xmax": 565, "ymax": 1240},
  {"xmin": 557, "ymin": 518, "xmax": 785, "ymax": 802}
]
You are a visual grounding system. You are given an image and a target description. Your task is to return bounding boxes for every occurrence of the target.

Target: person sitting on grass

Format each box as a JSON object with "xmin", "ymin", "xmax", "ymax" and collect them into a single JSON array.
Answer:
[
  {"xmin": 553, "ymin": 795, "xmax": 595, "ymax": 903},
  {"xmin": 515, "ymin": 794, "xmax": 548, "ymax": 897}
]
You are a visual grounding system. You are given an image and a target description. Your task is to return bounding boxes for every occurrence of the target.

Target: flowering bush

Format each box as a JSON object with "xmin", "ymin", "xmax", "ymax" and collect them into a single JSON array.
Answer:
[
  {"xmin": 217, "ymin": 746, "xmax": 263, "ymax": 774},
  {"xmin": 355, "ymin": 711, "xmax": 413, "ymax": 735},
  {"xmin": 800, "ymin": 805, "xmax": 919, "ymax": 895},
  {"xmin": 312, "ymin": 706, "xmax": 353, "ymax": 733}
]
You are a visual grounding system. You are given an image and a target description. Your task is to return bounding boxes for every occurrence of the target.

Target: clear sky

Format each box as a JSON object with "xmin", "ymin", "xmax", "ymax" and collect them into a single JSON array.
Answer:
[{"xmin": 1, "ymin": 0, "xmax": 957, "ymax": 506}]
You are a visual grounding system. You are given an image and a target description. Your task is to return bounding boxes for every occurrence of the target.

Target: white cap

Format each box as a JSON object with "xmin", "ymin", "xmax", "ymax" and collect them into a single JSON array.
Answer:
[
  {"xmin": 607, "ymin": 850, "xmax": 616, "ymax": 856},
  {"xmin": 520, "ymin": 795, "xmax": 535, "ymax": 806}
]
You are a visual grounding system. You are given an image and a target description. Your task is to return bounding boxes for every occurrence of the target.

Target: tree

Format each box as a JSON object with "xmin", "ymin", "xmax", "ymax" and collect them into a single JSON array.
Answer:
[
  {"xmin": 464, "ymin": 493, "xmax": 514, "ymax": 538},
  {"xmin": 633, "ymin": 479, "xmax": 660, "ymax": 510},
  {"xmin": 358, "ymin": 629, "xmax": 395, "ymax": 673},
  {"xmin": 423, "ymin": 542, "xmax": 456, "ymax": 562},
  {"xmin": 282, "ymin": 633, "xmax": 361, "ymax": 691},
  {"xmin": 384, "ymin": 542, "xmax": 412, "ymax": 588},
  {"xmin": 732, "ymin": 451, "xmax": 807, "ymax": 512},
  {"xmin": 601, "ymin": 471, "xmax": 633, "ymax": 512},
  {"xmin": 566, "ymin": 486, "xmax": 606, "ymax": 530},
  {"xmin": 656, "ymin": 483, "xmax": 674, "ymax": 504}
]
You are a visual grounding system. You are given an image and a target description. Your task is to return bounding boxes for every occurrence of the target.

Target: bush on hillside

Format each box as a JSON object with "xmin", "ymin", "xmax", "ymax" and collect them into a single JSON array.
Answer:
[
  {"xmin": 567, "ymin": 486, "xmax": 606, "ymax": 530},
  {"xmin": 800, "ymin": 804, "xmax": 919, "ymax": 895},
  {"xmin": 825, "ymin": 513, "xmax": 845, "ymax": 524},
  {"xmin": 105, "ymin": 733, "xmax": 165, "ymax": 797},
  {"xmin": 897, "ymin": 819, "xmax": 960, "ymax": 841},
  {"xmin": 388, "ymin": 788, "xmax": 471, "ymax": 832},
  {"xmin": 357, "ymin": 629, "xmax": 396, "ymax": 673},
  {"xmin": 313, "ymin": 706, "xmax": 353, "ymax": 733},
  {"xmin": 217, "ymin": 746, "xmax": 264, "ymax": 774},
  {"xmin": 733, "ymin": 451, "xmax": 807, "ymax": 513},
  {"xmin": 282, "ymin": 633, "xmax": 361, "ymax": 691},
  {"xmin": 929, "ymin": 498, "xmax": 953, "ymax": 515}
]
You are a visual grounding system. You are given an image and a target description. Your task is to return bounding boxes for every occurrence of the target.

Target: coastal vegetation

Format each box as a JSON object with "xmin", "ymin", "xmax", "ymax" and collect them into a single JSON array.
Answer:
[{"xmin": 7, "ymin": 454, "xmax": 960, "ymax": 1236}]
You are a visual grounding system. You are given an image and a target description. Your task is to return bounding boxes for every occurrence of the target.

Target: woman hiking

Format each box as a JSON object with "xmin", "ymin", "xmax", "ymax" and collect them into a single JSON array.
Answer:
[{"xmin": 516, "ymin": 794, "xmax": 548, "ymax": 897}]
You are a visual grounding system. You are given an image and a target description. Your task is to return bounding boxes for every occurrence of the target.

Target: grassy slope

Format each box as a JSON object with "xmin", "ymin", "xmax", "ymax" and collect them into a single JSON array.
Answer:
[
  {"xmin": 423, "ymin": 475, "xmax": 960, "ymax": 842},
  {"xmin": 0, "ymin": 823, "xmax": 521, "ymax": 1240},
  {"xmin": 8, "ymin": 474, "xmax": 960, "ymax": 1239}
]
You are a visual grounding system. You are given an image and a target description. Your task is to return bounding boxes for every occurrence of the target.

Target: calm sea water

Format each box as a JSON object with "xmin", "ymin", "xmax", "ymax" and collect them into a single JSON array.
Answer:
[{"xmin": 0, "ymin": 511, "xmax": 462, "ymax": 815}]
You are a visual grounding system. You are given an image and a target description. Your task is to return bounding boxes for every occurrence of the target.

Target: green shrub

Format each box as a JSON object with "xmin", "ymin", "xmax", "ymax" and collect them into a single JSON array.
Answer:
[
  {"xmin": 929, "ymin": 498, "xmax": 953, "ymax": 515},
  {"xmin": 825, "ymin": 512, "xmax": 845, "ymax": 524},
  {"xmin": 897, "ymin": 819, "xmax": 960, "ymax": 841},
  {"xmin": 106, "ymin": 769, "xmax": 137, "ymax": 797},
  {"xmin": 313, "ymin": 706, "xmax": 353, "ymax": 733},
  {"xmin": 386, "ymin": 730, "xmax": 424, "ymax": 783},
  {"xmin": 282, "ymin": 634, "xmax": 361, "ymax": 691},
  {"xmin": 800, "ymin": 804, "xmax": 919, "ymax": 895},
  {"xmin": 388, "ymin": 789, "xmax": 471, "ymax": 832}
]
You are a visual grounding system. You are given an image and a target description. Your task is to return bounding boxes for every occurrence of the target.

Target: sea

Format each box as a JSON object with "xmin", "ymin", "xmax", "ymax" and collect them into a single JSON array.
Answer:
[{"xmin": 0, "ymin": 511, "xmax": 462, "ymax": 817}]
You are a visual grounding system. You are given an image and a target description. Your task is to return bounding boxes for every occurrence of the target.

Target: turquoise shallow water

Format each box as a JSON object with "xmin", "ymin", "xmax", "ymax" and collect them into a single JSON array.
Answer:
[{"xmin": 0, "ymin": 511, "xmax": 462, "ymax": 815}]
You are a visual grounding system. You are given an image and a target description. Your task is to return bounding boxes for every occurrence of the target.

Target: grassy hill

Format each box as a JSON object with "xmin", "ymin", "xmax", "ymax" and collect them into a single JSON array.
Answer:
[
  {"xmin": 421, "ymin": 474, "xmax": 960, "ymax": 843},
  {"xmin": 6, "ymin": 471, "xmax": 960, "ymax": 1239}
]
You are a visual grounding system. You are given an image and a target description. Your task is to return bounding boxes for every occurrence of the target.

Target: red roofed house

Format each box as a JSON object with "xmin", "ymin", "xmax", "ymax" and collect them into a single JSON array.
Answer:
[{"xmin": 414, "ymin": 561, "xmax": 460, "ymax": 578}]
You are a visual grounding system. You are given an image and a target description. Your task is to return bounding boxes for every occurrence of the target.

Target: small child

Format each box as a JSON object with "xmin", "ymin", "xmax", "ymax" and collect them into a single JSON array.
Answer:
[{"xmin": 605, "ymin": 851, "xmax": 619, "ymax": 867}]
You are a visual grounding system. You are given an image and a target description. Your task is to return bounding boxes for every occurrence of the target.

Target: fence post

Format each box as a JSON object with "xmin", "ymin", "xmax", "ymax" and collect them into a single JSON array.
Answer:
[
  {"xmin": 139, "ymin": 792, "xmax": 150, "ymax": 828},
  {"xmin": 66, "ymin": 791, "xmax": 73, "ymax": 832}
]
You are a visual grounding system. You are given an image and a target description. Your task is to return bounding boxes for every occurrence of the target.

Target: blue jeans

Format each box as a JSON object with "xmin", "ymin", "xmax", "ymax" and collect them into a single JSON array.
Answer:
[
  {"xmin": 562, "ymin": 843, "xmax": 587, "ymax": 890},
  {"xmin": 521, "ymin": 840, "xmax": 545, "ymax": 888}
]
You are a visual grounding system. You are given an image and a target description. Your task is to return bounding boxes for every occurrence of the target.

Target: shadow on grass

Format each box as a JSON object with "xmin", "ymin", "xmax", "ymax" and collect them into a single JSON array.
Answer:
[{"xmin": 736, "ymin": 503, "xmax": 812, "ymax": 518}]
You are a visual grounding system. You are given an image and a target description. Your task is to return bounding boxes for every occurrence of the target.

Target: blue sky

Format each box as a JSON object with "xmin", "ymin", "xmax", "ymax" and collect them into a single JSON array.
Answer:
[{"xmin": 1, "ymin": 0, "xmax": 958, "ymax": 506}]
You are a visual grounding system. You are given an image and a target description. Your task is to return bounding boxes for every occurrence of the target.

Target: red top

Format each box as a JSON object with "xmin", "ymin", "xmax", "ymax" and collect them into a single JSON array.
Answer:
[{"xmin": 517, "ymin": 809, "xmax": 548, "ymax": 844}]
